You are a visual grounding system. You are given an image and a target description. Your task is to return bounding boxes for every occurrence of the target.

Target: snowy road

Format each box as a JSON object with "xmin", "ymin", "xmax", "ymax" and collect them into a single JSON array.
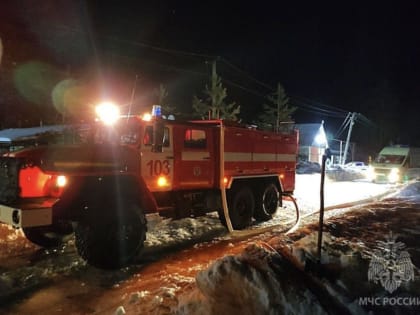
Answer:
[{"xmin": 0, "ymin": 175, "xmax": 406, "ymax": 314}]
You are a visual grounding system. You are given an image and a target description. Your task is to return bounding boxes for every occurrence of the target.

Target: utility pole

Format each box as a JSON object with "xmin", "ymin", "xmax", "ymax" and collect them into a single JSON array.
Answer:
[
  {"xmin": 211, "ymin": 60, "xmax": 218, "ymax": 119},
  {"xmin": 276, "ymin": 83, "xmax": 281, "ymax": 132},
  {"xmin": 342, "ymin": 112, "xmax": 357, "ymax": 165},
  {"xmin": 0, "ymin": 37, "xmax": 3, "ymax": 66},
  {"xmin": 127, "ymin": 74, "xmax": 138, "ymax": 120}
]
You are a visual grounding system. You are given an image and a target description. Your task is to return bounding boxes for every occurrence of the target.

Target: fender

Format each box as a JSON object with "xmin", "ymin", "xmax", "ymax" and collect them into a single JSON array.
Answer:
[{"xmin": 53, "ymin": 174, "xmax": 158, "ymax": 221}]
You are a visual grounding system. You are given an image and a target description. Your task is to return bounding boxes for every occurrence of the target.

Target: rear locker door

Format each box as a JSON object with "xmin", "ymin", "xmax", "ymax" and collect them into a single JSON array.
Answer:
[{"xmin": 174, "ymin": 126, "xmax": 215, "ymax": 189}]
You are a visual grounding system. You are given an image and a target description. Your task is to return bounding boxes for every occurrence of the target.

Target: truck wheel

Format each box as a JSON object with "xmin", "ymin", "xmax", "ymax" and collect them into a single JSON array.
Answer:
[
  {"xmin": 75, "ymin": 201, "xmax": 146, "ymax": 269},
  {"xmin": 254, "ymin": 183, "xmax": 279, "ymax": 221},
  {"xmin": 23, "ymin": 224, "xmax": 74, "ymax": 248},
  {"xmin": 219, "ymin": 186, "xmax": 254, "ymax": 230}
]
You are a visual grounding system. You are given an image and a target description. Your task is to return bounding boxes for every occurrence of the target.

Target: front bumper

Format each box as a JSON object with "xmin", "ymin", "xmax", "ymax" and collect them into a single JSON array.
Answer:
[
  {"xmin": 0, "ymin": 200, "xmax": 53, "ymax": 229},
  {"xmin": 372, "ymin": 168, "xmax": 400, "ymax": 183}
]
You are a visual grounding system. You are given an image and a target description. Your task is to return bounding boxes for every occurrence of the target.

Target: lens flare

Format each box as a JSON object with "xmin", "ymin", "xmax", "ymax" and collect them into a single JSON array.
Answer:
[
  {"xmin": 95, "ymin": 102, "xmax": 120, "ymax": 125},
  {"xmin": 14, "ymin": 61, "xmax": 60, "ymax": 105},
  {"xmin": 52, "ymin": 79, "xmax": 93, "ymax": 119}
]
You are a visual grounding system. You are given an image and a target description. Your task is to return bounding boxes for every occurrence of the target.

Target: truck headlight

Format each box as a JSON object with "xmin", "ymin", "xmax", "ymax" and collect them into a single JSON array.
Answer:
[
  {"xmin": 48, "ymin": 174, "xmax": 68, "ymax": 197},
  {"xmin": 56, "ymin": 175, "xmax": 68, "ymax": 188},
  {"xmin": 388, "ymin": 168, "xmax": 399, "ymax": 183}
]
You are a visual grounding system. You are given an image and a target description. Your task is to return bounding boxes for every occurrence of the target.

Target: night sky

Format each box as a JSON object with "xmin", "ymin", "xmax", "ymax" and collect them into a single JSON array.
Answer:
[{"xmin": 1, "ymin": 1, "xmax": 420, "ymax": 152}]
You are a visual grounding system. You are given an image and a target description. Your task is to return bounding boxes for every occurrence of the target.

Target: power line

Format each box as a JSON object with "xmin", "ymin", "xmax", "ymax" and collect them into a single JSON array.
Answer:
[
  {"xmin": 219, "ymin": 58, "xmax": 274, "ymax": 91},
  {"xmin": 56, "ymin": 25, "xmax": 216, "ymax": 60},
  {"xmin": 335, "ymin": 113, "xmax": 351, "ymax": 138},
  {"xmin": 290, "ymin": 99, "xmax": 348, "ymax": 118},
  {"xmin": 53, "ymin": 25, "xmax": 360, "ymax": 120},
  {"xmin": 290, "ymin": 94, "xmax": 349, "ymax": 114},
  {"xmin": 217, "ymin": 59, "xmax": 354, "ymax": 118},
  {"xmin": 357, "ymin": 113, "xmax": 377, "ymax": 128},
  {"xmin": 221, "ymin": 78, "xmax": 268, "ymax": 99}
]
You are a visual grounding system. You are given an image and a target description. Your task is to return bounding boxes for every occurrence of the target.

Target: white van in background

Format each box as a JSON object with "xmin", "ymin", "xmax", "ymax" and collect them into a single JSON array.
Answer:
[{"xmin": 369, "ymin": 145, "xmax": 420, "ymax": 183}]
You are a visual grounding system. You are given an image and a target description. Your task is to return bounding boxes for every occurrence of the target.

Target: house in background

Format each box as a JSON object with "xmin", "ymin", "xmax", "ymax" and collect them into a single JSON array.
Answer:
[{"xmin": 295, "ymin": 121, "xmax": 328, "ymax": 165}]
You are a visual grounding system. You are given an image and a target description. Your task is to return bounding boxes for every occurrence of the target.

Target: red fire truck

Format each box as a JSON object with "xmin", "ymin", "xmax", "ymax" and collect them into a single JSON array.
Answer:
[{"xmin": 0, "ymin": 104, "xmax": 298, "ymax": 268}]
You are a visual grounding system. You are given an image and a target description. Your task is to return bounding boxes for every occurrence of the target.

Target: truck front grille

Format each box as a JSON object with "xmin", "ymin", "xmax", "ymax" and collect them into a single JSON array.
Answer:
[
  {"xmin": 0, "ymin": 157, "xmax": 21, "ymax": 203},
  {"xmin": 375, "ymin": 168, "xmax": 391, "ymax": 182}
]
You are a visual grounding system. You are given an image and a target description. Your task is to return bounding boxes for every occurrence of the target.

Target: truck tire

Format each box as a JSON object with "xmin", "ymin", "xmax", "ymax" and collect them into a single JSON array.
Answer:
[
  {"xmin": 75, "ymin": 200, "xmax": 146, "ymax": 269},
  {"xmin": 219, "ymin": 186, "xmax": 254, "ymax": 229},
  {"xmin": 254, "ymin": 183, "xmax": 279, "ymax": 221},
  {"xmin": 23, "ymin": 224, "xmax": 74, "ymax": 248}
]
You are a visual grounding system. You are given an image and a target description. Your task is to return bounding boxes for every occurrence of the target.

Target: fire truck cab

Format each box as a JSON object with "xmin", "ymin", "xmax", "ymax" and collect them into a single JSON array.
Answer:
[{"xmin": 0, "ymin": 105, "xmax": 298, "ymax": 268}]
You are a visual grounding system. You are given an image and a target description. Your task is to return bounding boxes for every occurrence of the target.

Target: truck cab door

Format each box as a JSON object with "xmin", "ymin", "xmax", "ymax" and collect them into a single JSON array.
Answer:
[{"xmin": 141, "ymin": 124, "xmax": 174, "ymax": 192}]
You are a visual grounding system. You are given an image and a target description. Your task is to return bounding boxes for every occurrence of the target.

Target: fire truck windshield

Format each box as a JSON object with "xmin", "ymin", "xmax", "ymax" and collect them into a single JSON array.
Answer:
[
  {"xmin": 93, "ymin": 120, "xmax": 140, "ymax": 145},
  {"xmin": 375, "ymin": 154, "xmax": 405, "ymax": 165}
]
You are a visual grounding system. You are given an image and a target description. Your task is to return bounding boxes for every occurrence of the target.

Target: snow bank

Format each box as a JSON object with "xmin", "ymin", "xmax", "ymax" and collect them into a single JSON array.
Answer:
[
  {"xmin": 174, "ymin": 181, "xmax": 420, "ymax": 315},
  {"xmin": 326, "ymin": 168, "xmax": 367, "ymax": 182},
  {"xmin": 142, "ymin": 213, "xmax": 226, "ymax": 255},
  {"xmin": 394, "ymin": 181, "xmax": 420, "ymax": 202},
  {"xmin": 176, "ymin": 244, "xmax": 328, "ymax": 315}
]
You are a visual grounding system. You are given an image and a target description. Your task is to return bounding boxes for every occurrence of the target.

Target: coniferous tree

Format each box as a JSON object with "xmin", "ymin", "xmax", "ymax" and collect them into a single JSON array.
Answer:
[
  {"xmin": 192, "ymin": 61, "xmax": 240, "ymax": 121},
  {"xmin": 258, "ymin": 83, "xmax": 296, "ymax": 130}
]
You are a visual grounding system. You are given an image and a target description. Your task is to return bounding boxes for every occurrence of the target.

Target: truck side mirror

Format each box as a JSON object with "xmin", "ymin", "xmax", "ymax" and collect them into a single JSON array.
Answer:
[{"xmin": 152, "ymin": 119, "xmax": 164, "ymax": 153}]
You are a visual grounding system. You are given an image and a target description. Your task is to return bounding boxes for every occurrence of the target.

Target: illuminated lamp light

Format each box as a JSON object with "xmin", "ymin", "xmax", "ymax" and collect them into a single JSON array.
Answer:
[
  {"xmin": 19, "ymin": 167, "xmax": 68, "ymax": 198},
  {"xmin": 95, "ymin": 101, "xmax": 120, "ymax": 125},
  {"xmin": 280, "ymin": 173, "xmax": 285, "ymax": 179},
  {"xmin": 56, "ymin": 175, "xmax": 67, "ymax": 187},
  {"xmin": 314, "ymin": 122, "xmax": 327, "ymax": 147},
  {"xmin": 223, "ymin": 177, "xmax": 228, "ymax": 186},
  {"xmin": 315, "ymin": 133, "xmax": 327, "ymax": 146},
  {"xmin": 142, "ymin": 113, "xmax": 152, "ymax": 121},
  {"xmin": 388, "ymin": 168, "xmax": 400, "ymax": 183},
  {"xmin": 48, "ymin": 174, "xmax": 68, "ymax": 197},
  {"xmin": 157, "ymin": 176, "xmax": 168, "ymax": 187}
]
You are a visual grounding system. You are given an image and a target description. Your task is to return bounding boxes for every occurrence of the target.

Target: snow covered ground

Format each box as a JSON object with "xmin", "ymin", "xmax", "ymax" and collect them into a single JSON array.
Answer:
[
  {"xmin": 119, "ymin": 177, "xmax": 420, "ymax": 315},
  {"xmin": 0, "ymin": 174, "xmax": 417, "ymax": 314},
  {"xmin": 148, "ymin": 180, "xmax": 418, "ymax": 315},
  {"xmin": 145, "ymin": 173, "xmax": 395, "ymax": 243},
  {"xmin": 124, "ymin": 178, "xmax": 415, "ymax": 314}
]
